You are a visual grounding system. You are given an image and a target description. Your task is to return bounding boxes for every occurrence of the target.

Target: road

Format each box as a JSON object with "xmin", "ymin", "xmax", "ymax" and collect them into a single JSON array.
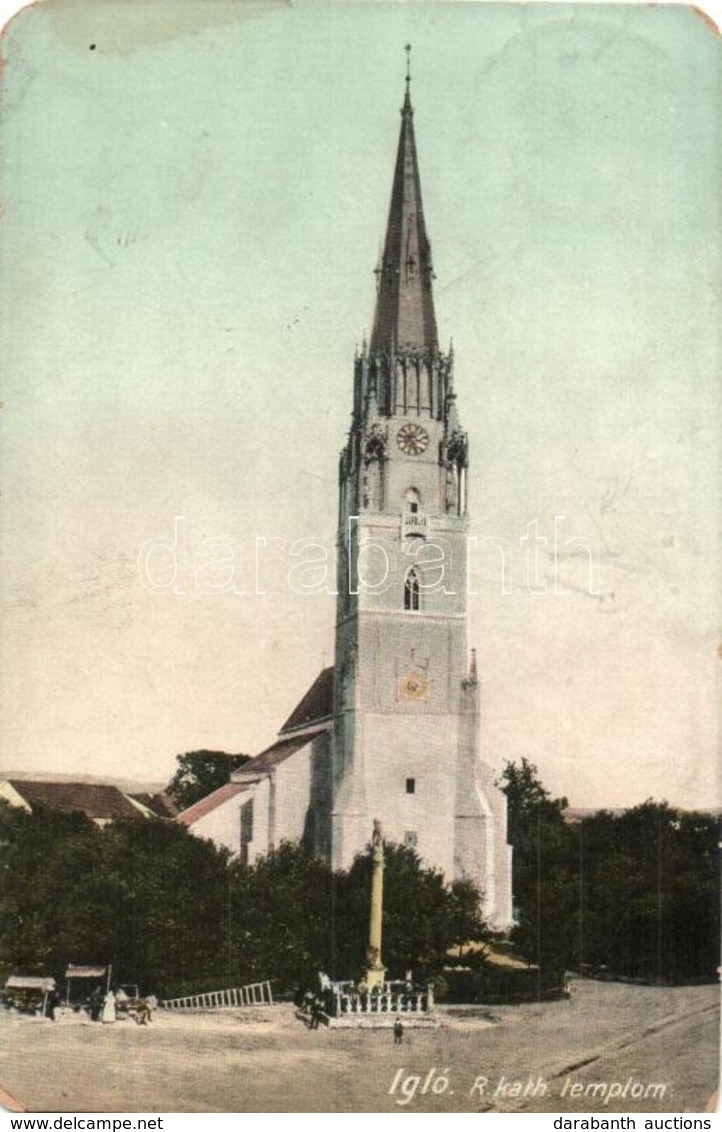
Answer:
[{"xmin": 0, "ymin": 981, "xmax": 718, "ymax": 1113}]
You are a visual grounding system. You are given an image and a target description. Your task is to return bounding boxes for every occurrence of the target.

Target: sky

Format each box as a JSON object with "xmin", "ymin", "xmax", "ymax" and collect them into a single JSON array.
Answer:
[{"xmin": 0, "ymin": 0, "xmax": 719, "ymax": 809}]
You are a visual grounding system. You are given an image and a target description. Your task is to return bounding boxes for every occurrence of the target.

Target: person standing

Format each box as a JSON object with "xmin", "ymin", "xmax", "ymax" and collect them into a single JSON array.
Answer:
[
  {"xmin": 45, "ymin": 990, "xmax": 61, "ymax": 1021},
  {"xmin": 89, "ymin": 986, "xmax": 103, "ymax": 1022},
  {"xmin": 101, "ymin": 989, "xmax": 116, "ymax": 1025},
  {"xmin": 310, "ymin": 997, "xmax": 322, "ymax": 1030},
  {"xmin": 393, "ymin": 1017, "xmax": 404, "ymax": 1044}
]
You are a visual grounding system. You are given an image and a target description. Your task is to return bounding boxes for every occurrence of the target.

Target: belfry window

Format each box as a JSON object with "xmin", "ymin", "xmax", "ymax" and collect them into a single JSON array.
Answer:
[
  {"xmin": 405, "ymin": 487, "xmax": 420, "ymax": 514},
  {"xmin": 404, "ymin": 567, "xmax": 420, "ymax": 612}
]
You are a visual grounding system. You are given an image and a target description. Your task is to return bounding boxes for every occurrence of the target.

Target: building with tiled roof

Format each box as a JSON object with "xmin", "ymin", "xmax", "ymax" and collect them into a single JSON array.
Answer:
[{"xmin": 0, "ymin": 779, "xmax": 175, "ymax": 826}]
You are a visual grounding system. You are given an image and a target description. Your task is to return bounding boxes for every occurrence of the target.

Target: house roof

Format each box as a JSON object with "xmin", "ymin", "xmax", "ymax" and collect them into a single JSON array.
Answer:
[
  {"xmin": 175, "ymin": 782, "xmax": 250, "ymax": 826},
  {"xmin": 236, "ymin": 734, "xmax": 313, "ymax": 777},
  {"xmin": 179, "ymin": 669, "xmax": 334, "ymax": 827},
  {"xmin": 3, "ymin": 780, "xmax": 144, "ymax": 822},
  {"xmin": 128, "ymin": 791, "xmax": 179, "ymax": 819},
  {"xmin": 279, "ymin": 666, "xmax": 334, "ymax": 733}
]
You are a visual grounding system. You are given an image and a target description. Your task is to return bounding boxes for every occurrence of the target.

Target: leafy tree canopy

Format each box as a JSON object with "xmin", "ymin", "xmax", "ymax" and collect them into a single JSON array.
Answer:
[
  {"xmin": 498, "ymin": 762, "xmax": 720, "ymax": 984},
  {"xmin": 2, "ymin": 777, "xmax": 717, "ymax": 998},
  {"xmin": 333, "ymin": 841, "xmax": 488, "ymax": 981},
  {"xmin": 167, "ymin": 750, "xmax": 250, "ymax": 810},
  {"xmin": 0, "ymin": 810, "xmax": 488, "ymax": 997},
  {"xmin": 500, "ymin": 756, "xmax": 568, "ymax": 847},
  {"xmin": 576, "ymin": 800, "xmax": 720, "ymax": 982},
  {"xmin": 0, "ymin": 800, "xmax": 233, "ymax": 995}
]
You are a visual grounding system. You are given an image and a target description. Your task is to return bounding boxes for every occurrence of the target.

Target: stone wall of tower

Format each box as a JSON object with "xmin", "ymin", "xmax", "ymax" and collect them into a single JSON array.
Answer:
[
  {"xmin": 333, "ymin": 397, "xmax": 472, "ymax": 874},
  {"xmin": 333, "ymin": 368, "xmax": 511, "ymax": 921},
  {"xmin": 454, "ymin": 676, "xmax": 514, "ymax": 931},
  {"xmin": 331, "ymin": 78, "xmax": 512, "ymax": 929}
]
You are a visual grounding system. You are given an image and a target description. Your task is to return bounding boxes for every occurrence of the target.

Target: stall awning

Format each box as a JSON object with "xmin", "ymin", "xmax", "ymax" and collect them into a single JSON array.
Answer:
[{"xmin": 6, "ymin": 976, "xmax": 56, "ymax": 991}]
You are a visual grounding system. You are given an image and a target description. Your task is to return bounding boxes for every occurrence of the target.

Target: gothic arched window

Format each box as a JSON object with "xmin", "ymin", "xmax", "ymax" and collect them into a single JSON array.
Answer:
[{"xmin": 404, "ymin": 567, "xmax": 420, "ymax": 612}]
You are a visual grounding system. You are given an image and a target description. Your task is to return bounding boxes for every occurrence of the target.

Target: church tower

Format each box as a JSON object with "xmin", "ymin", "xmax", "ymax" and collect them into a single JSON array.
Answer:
[{"xmin": 332, "ymin": 58, "xmax": 512, "ymax": 929}]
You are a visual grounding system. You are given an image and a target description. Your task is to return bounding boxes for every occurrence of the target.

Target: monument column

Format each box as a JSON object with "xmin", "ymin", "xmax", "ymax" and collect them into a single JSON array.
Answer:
[{"xmin": 365, "ymin": 820, "xmax": 387, "ymax": 989}]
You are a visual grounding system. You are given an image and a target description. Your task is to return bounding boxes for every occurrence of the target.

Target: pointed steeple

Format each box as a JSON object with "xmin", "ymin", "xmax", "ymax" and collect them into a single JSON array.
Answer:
[{"xmin": 371, "ymin": 48, "xmax": 439, "ymax": 357}]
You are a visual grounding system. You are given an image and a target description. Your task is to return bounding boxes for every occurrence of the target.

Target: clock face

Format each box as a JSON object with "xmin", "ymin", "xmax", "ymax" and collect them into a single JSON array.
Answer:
[
  {"xmin": 399, "ymin": 671, "xmax": 428, "ymax": 701},
  {"xmin": 397, "ymin": 422, "xmax": 429, "ymax": 456}
]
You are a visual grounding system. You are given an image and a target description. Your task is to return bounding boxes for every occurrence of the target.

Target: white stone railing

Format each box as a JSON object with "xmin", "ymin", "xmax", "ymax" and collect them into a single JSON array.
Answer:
[{"xmin": 332, "ymin": 985, "xmax": 433, "ymax": 1016}]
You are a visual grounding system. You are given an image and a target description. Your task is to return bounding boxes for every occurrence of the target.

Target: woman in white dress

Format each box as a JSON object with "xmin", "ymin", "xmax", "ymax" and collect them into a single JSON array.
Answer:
[{"xmin": 101, "ymin": 990, "xmax": 116, "ymax": 1024}]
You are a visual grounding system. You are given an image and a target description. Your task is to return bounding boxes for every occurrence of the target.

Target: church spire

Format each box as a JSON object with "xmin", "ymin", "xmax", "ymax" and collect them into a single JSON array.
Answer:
[{"xmin": 370, "ymin": 47, "xmax": 439, "ymax": 357}]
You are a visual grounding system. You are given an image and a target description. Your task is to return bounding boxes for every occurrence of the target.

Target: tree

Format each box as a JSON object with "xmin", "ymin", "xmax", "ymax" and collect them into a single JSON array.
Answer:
[
  {"xmin": 1, "ymin": 809, "xmax": 488, "ymax": 999},
  {"xmin": 499, "ymin": 758, "xmax": 577, "ymax": 974},
  {"xmin": 6, "ymin": 776, "xmax": 712, "ymax": 1000},
  {"xmin": 224, "ymin": 840, "xmax": 487, "ymax": 993},
  {"xmin": 230, "ymin": 841, "xmax": 336, "ymax": 990},
  {"xmin": 501, "ymin": 757, "xmax": 568, "ymax": 847},
  {"xmin": 0, "ymin": 800, "xmax": 234, "ymax": 997},
  {"xmin": 333, "ymin": 841, "xmax": 488, "ymax": 981},
  {"xmin": 100, "ymin": 818, "xmax": 234, "ymax": 996},
  {"xmin": 0, "ymin": 800, "xmax": 106, "ymax": 976},
  {"xmin": 167, "ymin": 750, "xmax": 250, "ymax": 810},
  {"xmin": 577, "ymin": 801, "xmax": 720, "ymax": 982},
  {"xmin": 500, "ymin": 762, "xmax": 721, "ymax": 984},
  {"xmin": 447, "ymin": 878, "xmax": 488, "ymax": 958}
]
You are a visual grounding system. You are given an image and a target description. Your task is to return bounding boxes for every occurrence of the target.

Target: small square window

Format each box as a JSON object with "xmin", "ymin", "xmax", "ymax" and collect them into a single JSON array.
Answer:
[
  {"xmin": 406, "ymin": 778, "xmax": 416, "ymax": 795},
  {"xmin": 404, "ymin": 831, "xmax": 418, "ymax": 848}
]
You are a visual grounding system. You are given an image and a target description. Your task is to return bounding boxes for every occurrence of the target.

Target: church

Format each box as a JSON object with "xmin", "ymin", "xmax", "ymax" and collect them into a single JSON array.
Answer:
[{"xmin": 178, "ymin": 67, "xmax": 513, "ymax": 931}]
